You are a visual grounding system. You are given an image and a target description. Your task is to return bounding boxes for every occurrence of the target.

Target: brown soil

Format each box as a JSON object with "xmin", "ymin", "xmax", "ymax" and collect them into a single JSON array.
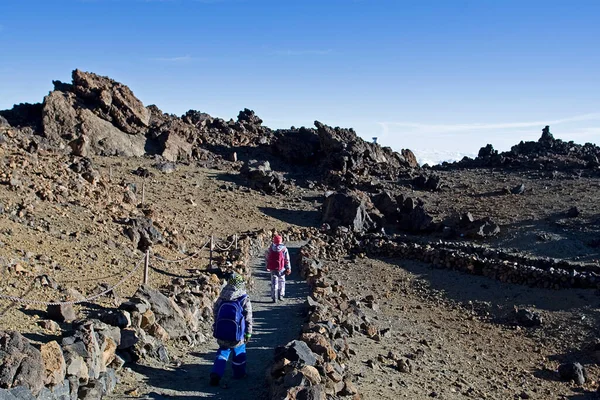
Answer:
[{"xmin": 1, "ymin": 150, "xmax": 600, "ymax": 399}]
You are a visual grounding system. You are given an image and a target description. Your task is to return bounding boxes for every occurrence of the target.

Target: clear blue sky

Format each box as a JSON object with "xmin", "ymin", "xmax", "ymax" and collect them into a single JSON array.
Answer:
[{"xmin": 1, "ymin": 0, "xmax": 599, "ymax": 164}]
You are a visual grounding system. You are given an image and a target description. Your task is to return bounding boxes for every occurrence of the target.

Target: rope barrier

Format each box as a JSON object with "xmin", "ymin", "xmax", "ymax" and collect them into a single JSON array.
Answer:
[
  {"xmin": 0, "ymin": 256, "xmax": 145, "ymax": 306},
  {"xmin": 213, "ymin": 236, "xmax": 236, "ymax": 251},
  {"xmin": 151, "ymin": 239, "xmax": 210, "ymax": 264}
]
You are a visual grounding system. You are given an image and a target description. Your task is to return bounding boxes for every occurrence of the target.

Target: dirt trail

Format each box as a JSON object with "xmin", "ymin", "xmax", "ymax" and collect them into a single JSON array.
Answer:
[{"xmin": 111, "ymin": 242, "xmax": 308, "ymax": 399}]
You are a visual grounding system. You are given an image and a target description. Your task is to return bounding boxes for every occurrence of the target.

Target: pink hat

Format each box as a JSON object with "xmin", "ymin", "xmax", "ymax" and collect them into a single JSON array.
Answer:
[{"xmin": 273, "ymin": 235, "xmax": 282, "ymax": 245}]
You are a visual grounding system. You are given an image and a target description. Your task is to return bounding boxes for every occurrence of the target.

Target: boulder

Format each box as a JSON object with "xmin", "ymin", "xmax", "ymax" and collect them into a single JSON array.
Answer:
[
  {"xmin": 274, "ymin": 340, "xmax": 317, "ymax": 367},
  {"xmin": 514, "ymin": 309, "xmax": 542, "ymax": 328},
  {"xmin": 42, "ymin": 90, "xmax": 146, "ymax": 156},
  {"xmin": 271, "ymin": 127, "xmax": 321, "ymax": 165},
  {"xmin": 322, "ymin": 191, "xmax": 382, "ymax": 233},
  {"xmin": 123, "ymin": 218, "xmax": 163, "ymax": 251},
  {"xmin": 558, "ymin": 362, "xmax": 586, "ymax": 385},
  {"xmin": 240, "ymin": 160, "xmax": 286, "ymax": 194},
  {"xmin": 40, "ymin": 341, "xmax": 66, "ymax": 387},
  {"xmin": 0, "ymin": 331, "xmax": 45, "ymax": 395},
  {"xmin": 296, "ymin": 384, "xmax": 326, "ymax": 400},
  {"xmin": 46, "ymin": 304, "xmax": 77, "ymax": 323},
  {"xmin": 132, "ymin": 285, "xmax": 190, "ymax": 339}
]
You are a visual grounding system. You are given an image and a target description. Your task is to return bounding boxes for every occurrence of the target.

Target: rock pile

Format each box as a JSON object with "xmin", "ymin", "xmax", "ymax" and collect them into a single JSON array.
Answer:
[
  {"xmin": 268, "ymin": 239, "xmax": 365, "ymax": 399},
  {"xmin": 359, "ymin": 235, "xmax": 600, "ymax": 289}
]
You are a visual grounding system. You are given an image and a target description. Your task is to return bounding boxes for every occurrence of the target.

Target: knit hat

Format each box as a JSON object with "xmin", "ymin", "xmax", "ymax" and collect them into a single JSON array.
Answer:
[
  {"xmin": 273, "ymin": 235, "xmax": 283, "ymax": 245},
  {"xmin": 227, "ymin": 273, "xmax": 245, "ymax": 289}
]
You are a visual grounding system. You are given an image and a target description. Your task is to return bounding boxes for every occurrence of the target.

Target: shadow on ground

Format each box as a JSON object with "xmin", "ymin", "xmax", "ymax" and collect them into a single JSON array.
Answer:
[
  {"xmin": 129, "ymin": 243, "xmax": 308, "ymax": 399},
  {"xmin": 259, "ymin": 207, "xmax": 320, "ymax": 227}
]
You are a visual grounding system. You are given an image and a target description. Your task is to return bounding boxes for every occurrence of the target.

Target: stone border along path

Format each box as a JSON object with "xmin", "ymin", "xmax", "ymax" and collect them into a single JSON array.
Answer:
[{"xmin": 119, "ymin": 241, "xmax": 308, "ymax": 399}]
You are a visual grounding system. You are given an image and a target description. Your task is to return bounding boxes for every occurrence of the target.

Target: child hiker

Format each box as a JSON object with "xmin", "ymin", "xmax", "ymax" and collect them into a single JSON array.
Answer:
[
  {"xmin": 265, "ymin": 234, "xmax": 291, "ymax": 303},
  {"xmin": 210, "ymin": 273, "xmax": 253, "ymax": 386}
]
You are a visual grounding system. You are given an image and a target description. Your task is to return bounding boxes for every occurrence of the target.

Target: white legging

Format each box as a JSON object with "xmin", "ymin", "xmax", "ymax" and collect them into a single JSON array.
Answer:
[{"xmin": 270, "ymin": 271, "xmax": 285, "ymax": 298}]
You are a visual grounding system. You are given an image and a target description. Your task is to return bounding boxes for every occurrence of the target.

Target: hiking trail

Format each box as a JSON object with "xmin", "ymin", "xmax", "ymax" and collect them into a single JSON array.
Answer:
[{"xmin": 111, "ymin": 241, "xmax": 308, "ymax": 399}]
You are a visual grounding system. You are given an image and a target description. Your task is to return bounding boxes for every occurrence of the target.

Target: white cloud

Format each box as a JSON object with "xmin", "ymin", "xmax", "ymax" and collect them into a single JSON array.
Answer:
[
  {"xmin": 150, "ymin": 55, "xmax": 193, "ymax": 62},
  {"xmin": 273, "ymin": 49, "xmax": 332, "ymax": 56},
  {"xmin": 378, "ymin": 113, "xmax": 600, "ymax": 135}
]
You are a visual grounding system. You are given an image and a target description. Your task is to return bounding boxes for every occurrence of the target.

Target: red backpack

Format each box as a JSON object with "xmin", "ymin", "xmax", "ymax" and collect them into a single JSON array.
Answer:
[{"xmin": 267, "ymin": 246, "xmax": 285, "ymax": 271}]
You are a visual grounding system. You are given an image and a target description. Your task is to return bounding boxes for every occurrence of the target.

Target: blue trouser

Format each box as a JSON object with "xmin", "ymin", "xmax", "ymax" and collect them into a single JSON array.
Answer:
[{"xmin": 211, "ymin": 343, "xmax": 246, "ymax": 378}]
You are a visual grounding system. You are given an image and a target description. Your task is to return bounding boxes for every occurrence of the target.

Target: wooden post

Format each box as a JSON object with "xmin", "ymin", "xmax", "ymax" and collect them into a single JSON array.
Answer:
[
  {"xmin": 234, "ymin": 234, "xmax": 238, "ymax": 250},
  {"xmin": 209, "ymin": 235, "xmax": 214, "ymax": 268},
  {"xmin": 109, "ymin": 166, "xmax": 112, "ymax": 182},
  {"xmin": 142, "ymin": 180, "xmax": 146, "ymax": 206},
  {"xmin": 143, "ymin": 250, "xmax": 150, "ymax": 284}
]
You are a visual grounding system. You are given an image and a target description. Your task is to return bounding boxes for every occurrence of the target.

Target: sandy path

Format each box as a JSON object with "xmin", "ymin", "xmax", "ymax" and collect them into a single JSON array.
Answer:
[{"xmin": 113, "ymin": 241, "xmax": 308, "ymax": 399}]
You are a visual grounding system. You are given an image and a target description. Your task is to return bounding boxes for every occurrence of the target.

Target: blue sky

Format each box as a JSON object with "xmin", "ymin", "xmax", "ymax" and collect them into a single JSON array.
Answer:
[{"xmin": 1, "ymin": 0, "xmax": 599, "ymax": 164}]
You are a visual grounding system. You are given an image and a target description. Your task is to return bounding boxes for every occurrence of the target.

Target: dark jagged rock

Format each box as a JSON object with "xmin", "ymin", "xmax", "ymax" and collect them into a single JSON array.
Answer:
[
  {"xmin": 274, "ymin": 340, "xmax": 317, "ymax": 367},
  {"xmin": 240, "ymin": 160, "xmax": 287, "ymax": 194},
  {"xmin": 132, "ymin": 285, "xmax": 190, "ymax": 339},
  {"xmin": 478, "ymin": 144, "xmax": 497, "ymax": 158},
  {"xmin": 558, "ymin": 362, "xmax": 586, "ymax": 385},
  {"xmin": 314, "ymin": 121, "xmax": 418, "ymax": 186},
  {"xmin": 322, "ymin": 191, "xmax": 382, "ymax": 233},
  {"xmin": 412, "ymin": 174, "xmax": 442, "ymax": 191},
  {"xmin": 46, "ymin": 304, "xmax": 77, "ymax": 323},
  {"xmin": 439, "ymin": 125, "xmax": 600, "ymax": 173},
  {"xmin": 41, "ymin": 90, "xmax": 146, "ymax": 156},
  {"xmin": 0, "ymin": 331, "xmax": 45, "ymax": 395},
  {"xmin": 567, "ymin": 206, "xmax": 580, "ymax": 218},
  {"xmin": 514, "ymin": 308, "xmax": 542, "ymax": 327},
  {"xmin": 511, "ymin": 184, "xmax": 525, "ymax": 195},
  {"xmin": 271, "ymin": 127, "xmax": 321, "ymax": 165},
  {"xmin": 0, "ymin": 103, "xmax": 43, "ymax": 132},
  {"xmin": 396, "ymin": 195, "xmax": 433, "ymax": 232},
  {"xmin": 68, "ymin": 69, "xmax": 150, "ymax": 135},
  {"xmin": 123, "ymin": 218, "xmax": 163, "ymax": 251},
  {"xmin": 146, "ymin": 105, "xmax": 197, "ymax": 162}
]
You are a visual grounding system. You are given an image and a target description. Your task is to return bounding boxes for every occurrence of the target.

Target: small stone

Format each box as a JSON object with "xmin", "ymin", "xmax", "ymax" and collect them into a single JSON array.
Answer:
[{"xmin": 47, "ymin": 303, "xmax": 77, "ymax": 323}]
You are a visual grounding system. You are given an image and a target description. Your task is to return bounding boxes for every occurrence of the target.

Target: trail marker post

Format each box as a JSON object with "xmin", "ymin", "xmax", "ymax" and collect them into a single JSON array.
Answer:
[
  {"xmin": 143, "ymin": 250, "xmax": 150, "ymax": 284},
  {"xmin": 209, "ymin": 235, "xmax": 214, "ymax": 268},
  {"xmin": 142, "ymin": 180, "xmax": 146, "ymax": 206}
]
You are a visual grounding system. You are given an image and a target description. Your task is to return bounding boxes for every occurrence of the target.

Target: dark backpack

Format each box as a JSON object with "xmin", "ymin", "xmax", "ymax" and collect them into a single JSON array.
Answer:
[
  {"xmin": 213, "ymin": 295, "xmax": 246, "ymax": 342},
  {"xmin": 267, "ymin": 247, "xmax": 285, "ymax": 271}
]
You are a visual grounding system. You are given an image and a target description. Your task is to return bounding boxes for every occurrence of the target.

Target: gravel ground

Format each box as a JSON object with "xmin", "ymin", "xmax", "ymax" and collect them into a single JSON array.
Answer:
[{"xmin": 108, "ymin": 242, "xmax": 308, "ymax": 399}]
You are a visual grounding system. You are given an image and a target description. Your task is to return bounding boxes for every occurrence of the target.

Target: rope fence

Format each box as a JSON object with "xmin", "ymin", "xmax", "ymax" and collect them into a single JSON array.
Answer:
[
  {"xmin": 0, "ymin": 256, "xmax": 145, "ymax": 306},
  {"xmin": 0, "ymin": 233, "xmax": 239, "ymax": 307},
  {"xmin": 143, "ymin": 234, "xmax": 239, "ymax": 284}
]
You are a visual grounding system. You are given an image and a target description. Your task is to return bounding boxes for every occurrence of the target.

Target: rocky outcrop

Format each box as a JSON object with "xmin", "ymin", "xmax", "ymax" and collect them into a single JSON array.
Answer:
[
  {"xmin": 271, "ymin": 127, "xmax": 321, "ymax": 165},
  {"xmin": 315, "ymin": 121, "xmax": 418, "ymax": 185},
  {"xmin": 68, "ymin": 69, "xmax": 150, "ymax": 135},
  {"xmin": 371, "ymin": 192, "xmax": 434, "ymax": 233},
  {"xmin": 440, "ymin": 126, "xmax": 600, "ymax": 172},
  {"xmin": 146, "ymin": 105, "xmax": 197, "ymax": 162},
  {"xmin": 240, "ymin": 160, "xmax": 287, "ymax": 194},
  {"xmin": 42, "ymin": 87, "xmax": 146, "ymax": 156},
  {"xmin": 322, "ymin": 191, "xmax": 383, "ymax": 233}
]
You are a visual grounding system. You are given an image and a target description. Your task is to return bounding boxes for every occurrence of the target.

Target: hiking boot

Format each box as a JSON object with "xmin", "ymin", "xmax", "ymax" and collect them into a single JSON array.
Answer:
[
  {"xmin": 278, "ymin": 295, "xmax": 284, "ymax": 302},
  {"xmin": 209, "ymin": 373, "xmax": 221, "ymax": 387},
  {"xmin": 272, "ymin": 297, "xmax": 277, "ymax": 303}
]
